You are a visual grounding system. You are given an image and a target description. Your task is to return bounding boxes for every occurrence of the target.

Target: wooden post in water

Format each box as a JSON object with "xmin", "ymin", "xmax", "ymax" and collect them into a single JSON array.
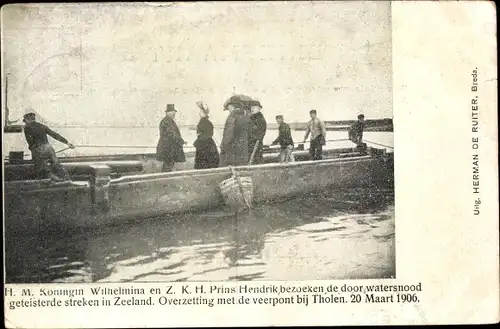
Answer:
[{"xmin": 89, "ymin": 164, "xmax": 111, "ymax": 213}]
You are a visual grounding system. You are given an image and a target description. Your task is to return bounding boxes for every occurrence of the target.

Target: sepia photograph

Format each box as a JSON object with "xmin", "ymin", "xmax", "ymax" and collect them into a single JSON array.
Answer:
[{"xmin": 3, "ymin": 1, "xmax": 395, "ymax": 284}]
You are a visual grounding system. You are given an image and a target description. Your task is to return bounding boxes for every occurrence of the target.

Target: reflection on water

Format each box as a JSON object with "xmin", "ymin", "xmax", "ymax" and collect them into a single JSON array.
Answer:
[{"xmin": 5, "ymin": 187, "xmax": 395, "ymax": 283}]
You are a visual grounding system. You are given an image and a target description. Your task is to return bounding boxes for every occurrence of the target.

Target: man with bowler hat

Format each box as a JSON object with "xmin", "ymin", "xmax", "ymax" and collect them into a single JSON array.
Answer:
[
  {"xmin": 22, "ymin": 111, "xmax": 75, "ymax": 181},
  {"xmin": 156, "ymin": 104, "xmax": 186, "ymax": 172}
]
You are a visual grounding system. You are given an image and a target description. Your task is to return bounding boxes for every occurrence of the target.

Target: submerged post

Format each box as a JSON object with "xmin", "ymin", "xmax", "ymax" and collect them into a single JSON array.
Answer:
[{"xmin": 89, "ymin": 164, "xmax": 111, "ymax": 212}]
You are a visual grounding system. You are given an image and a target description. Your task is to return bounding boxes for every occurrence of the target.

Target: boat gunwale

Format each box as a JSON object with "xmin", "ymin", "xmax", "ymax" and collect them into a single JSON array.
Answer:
[
  {"xmin": 110, "ymin": 154, "xmax": 378, "ymax": 185},
  {"xmin": 3, "ymin": 148, "xmax": 392, "ymax": 191},
  {"xmin": 2, "ymin": 146, "xmax": 363, "ymax": 165},
  {"xmin": 4, "ymin": 160, "xmax": 145, "ymax": 169},
  {"xmin": 3, "ymin": 180, "xmax": 90, "ymax": 193}
]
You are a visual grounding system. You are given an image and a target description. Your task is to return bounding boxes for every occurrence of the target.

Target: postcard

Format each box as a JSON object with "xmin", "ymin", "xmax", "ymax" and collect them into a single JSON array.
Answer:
[{"xmin": 2, "ymin": 1, "xmax": 498, "ymax": 327}]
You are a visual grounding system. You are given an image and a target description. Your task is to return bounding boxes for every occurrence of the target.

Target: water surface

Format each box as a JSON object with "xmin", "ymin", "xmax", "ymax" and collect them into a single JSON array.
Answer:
[{"xmin": 5, "ymin": 187, "xmax": 395, "ymax": 283}]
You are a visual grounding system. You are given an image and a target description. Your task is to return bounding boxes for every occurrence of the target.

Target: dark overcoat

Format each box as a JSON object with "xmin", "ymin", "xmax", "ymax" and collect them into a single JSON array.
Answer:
[
  {"xmin": 219, "ymin": 109, "xmax": 250, "ymax": 167},
  {"xmin": 273, "ymin": 122, "xmax": 294, "ymax": 149},
  {"xmin": 156, "ymin": 116, "xmax": 186, "ymax": 163},
  {"xmin": 193, "ymin": 116, "xmax": 219, "ymax": 169},
  {"xmin": 248, "ymin": 111, "xmax": 267, "ymax": 163}
]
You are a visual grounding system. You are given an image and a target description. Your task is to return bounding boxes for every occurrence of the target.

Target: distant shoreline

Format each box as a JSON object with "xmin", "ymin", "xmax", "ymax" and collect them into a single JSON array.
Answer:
[{"xmin": 4, "ymin": 118, "xmax": 394, "ymax": 133}]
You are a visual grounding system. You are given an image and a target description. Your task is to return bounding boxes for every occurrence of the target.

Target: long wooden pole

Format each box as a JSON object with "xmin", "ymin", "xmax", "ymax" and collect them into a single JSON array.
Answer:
[
  {"xmin": 4, "ymin": 74, "xmax": 8, "ymax": 126},
  {"xmin": 229, "ymin": 166, "xmax": 251, "ymax": 210},
  {"xmin": 248, "ymin": 140, "xmax": 260, "ymax": 165}
]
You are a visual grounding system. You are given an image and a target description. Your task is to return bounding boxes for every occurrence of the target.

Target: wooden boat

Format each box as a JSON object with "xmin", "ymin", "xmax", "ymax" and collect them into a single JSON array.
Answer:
[{"xmin": 3, "ymin": 146, "xmax": 394, "ymax": 234}]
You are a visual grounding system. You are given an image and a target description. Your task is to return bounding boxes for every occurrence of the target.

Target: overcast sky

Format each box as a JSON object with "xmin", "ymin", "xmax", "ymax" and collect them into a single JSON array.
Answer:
[{"xmin": 2, "ymin": 2, "xmax": 392, "ymax": 126}]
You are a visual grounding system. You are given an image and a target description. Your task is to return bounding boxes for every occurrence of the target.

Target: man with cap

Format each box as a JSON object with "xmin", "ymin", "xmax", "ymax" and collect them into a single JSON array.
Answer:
[
  {"xmin": 272, "ymin": 115, "xmax": 295, "ymax": 163},
  {"xmin": 156, "ymin": 104, "xmax": 186, "ymax": 172},
  {"xmin": 303, "ymin": 109, "xmax": 327, "ymax": 160},
  {"xmin": 348, "ymin": 114, "xmax": 367, "ymax": 154},
  {"xmin": 220, "ymin": 97, "xmax": 250, "ymax": 167},
  {"xmin": 248, "ymin": 100, "xmax": 267, "ymax": 164},
  {"xmin": 22, "ymin": 111, "xmax": 75, "ymax": 181}
]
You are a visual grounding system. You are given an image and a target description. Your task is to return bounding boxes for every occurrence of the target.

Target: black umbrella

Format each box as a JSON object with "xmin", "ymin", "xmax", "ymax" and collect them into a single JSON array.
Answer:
[{"xmin": 223, "ymin": 94, "xmax": 257, "ymax": 111}]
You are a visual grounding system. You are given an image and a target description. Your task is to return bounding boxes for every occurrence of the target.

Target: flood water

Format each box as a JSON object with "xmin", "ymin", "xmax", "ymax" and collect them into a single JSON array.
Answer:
[{"xmin": 5, "ymin": 187, "xmax": 395, "ymax": 283}]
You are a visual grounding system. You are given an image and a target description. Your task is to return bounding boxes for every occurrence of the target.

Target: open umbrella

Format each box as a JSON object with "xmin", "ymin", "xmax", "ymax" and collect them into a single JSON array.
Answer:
[
  {"xmin": 219, "ymin": 94, "xmax": 259, "ymax": 211},
  {"xmin": 223, "ymin": 94, "xmax": 256, "ymax": 111}
]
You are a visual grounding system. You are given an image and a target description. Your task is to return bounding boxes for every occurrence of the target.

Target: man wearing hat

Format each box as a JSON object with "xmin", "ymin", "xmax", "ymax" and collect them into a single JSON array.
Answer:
[
  {"xmin": 220, "ymin": 99, "xmax": 250, "ymax": 167},
  {"xmin": 156, "ymin": 104, "xmax": 186, "ymax": 172},
  {"xmin": 303, "ymin": 109, "xmax": 327, "ymax": 160},
  {"xmin": 248, "ymin": 100, "xmax": 267, "ymax": 164},
  {"xmin": 22, "ymin": 111, "xmax": 75, "ymax": 181}
]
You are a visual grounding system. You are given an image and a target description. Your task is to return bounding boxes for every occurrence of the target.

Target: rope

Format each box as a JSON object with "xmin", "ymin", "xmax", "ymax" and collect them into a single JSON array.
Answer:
[
  {"xmin": 55, "ymin": 146, "xmax": 72, "ymax": 154},
  {"xmin": 299, "ymin": 138, "xmax": 393, "ymax": 149},
  {"xmin": 76, "ymin": 144, "xmax": 154, "ymax": 149},
  {"xmin": 364, "ymin": 139, "xmax": 394, "ymax": 149},
  {"xmin": 300, "ymin": 138, "xmax": 350, "ymax": 144},
  {"xmin": 5, "ymin": 146, "xmax": 71, "ymax": 159},
  {"xmin": 75, "ymin": 144, "xmax": 195, "ymax": 149},
  {"xmin": 326, "ymin": 138, "xmax": 350, "ymax": 143}
]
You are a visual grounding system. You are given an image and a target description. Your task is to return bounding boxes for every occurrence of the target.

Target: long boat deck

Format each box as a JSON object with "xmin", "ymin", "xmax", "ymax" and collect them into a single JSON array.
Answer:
[
  {"xmin": 4, "ymin": 146, "xmax": 394, "ymax": 234},
  {"xmin": 4, "ymin": 146, "xmax": 378, "ymax": 181}
]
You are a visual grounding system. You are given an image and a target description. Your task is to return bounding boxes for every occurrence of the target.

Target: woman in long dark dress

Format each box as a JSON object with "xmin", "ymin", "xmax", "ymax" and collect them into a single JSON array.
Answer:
[{"xmin": 193, "ymin": 102, "xmax": 220, "ymax": 169}]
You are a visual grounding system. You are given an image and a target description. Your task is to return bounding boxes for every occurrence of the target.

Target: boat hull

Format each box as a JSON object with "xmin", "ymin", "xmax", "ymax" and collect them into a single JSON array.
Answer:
[{"xmin": 4, "ymin": 150, "xmax": 393, "ymax": 234}]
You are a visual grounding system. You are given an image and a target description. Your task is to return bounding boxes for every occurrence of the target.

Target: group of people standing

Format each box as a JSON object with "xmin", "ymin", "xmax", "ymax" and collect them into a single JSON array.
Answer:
[
  {"xmin": 219, "ymin": 96, "xmax": 269, "ymax": 167},
  {"xmin": 19, "ymin": 100, "xmax": 366, "ymax": 181},
  {"xmin": 155, "ymin": 99, "xmax": 367, "ymax": 172},
  {"xmin": 155, "ymin": 97, "xmax": 300, "ymax": 172}
]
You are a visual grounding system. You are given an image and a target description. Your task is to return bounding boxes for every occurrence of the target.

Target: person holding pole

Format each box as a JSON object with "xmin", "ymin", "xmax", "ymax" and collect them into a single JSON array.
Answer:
[
  {"xmin": 22, "ymin": 111, "xmax": 75, "ymax": 181},
  {"xmin": 248, "ymin": 100, "xmax": 267, "ymax": 165}
]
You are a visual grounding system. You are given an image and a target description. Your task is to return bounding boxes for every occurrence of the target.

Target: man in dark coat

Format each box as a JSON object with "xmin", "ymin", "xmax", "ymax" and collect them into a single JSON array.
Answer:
[
  {"xmin": 272, "ymin": 115, "xmax": 295, "ymax": 162},
  {"xmin": 23, "ymin": 111, "xmax": 75, "ymax": 181},
  {"xmin": 193, "ymin": 101, "xmax": 219, "ymax": 169},
  {"xmin": 156, "ymin": 104, "xmax": 186, "ymax": 172},
  {"xmin": 219, "ymin": 101, "xmax": 250, "ymax": 167},
  {"xmin": 248, "ymin": 100, "xmax": 267, "ymax": 164},
  {"xmin": 348, "ymin": 114, "xmax": 367, "ymax": 154}
]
